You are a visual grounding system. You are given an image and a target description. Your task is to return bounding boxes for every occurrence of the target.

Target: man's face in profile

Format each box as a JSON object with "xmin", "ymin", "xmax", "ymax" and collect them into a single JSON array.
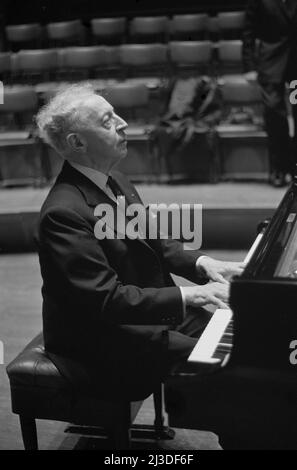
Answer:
[{"xmin": 77, "ymin": 94, "xmax": 128, "ymax": 166}]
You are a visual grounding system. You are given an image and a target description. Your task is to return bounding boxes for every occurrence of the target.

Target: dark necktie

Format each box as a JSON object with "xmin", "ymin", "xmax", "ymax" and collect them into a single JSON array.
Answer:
[
  {"xmin": 106, "ymin": 175, "xmax": 123, "ymax": 198},
  {"xmin": 107, "ymin": 175, "xmax": 138, "ymax": 230}
]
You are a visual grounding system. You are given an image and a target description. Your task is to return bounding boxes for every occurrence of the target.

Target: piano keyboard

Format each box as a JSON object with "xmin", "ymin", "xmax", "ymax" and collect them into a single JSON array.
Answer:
[
  {"xmin": 187, "ymin": 308, "xmax": 233, "ymax": 365},
  {"xmin": 187, "ymin": 232, "xmax": 264, "ymax": 366}
]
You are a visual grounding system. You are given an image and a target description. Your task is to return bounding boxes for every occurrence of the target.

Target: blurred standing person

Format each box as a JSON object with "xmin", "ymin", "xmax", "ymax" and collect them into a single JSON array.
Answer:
[{"xmin": 243, "ymin": 0, "xmax": 297, "ymax": 187}]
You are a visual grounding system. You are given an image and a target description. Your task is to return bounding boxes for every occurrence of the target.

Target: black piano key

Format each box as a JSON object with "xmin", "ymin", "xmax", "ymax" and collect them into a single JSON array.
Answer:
[
  {"xmin": 220, "ymin": 335, "xmax": 233, "ymax": 345},
  {"xmin": 224, "ymin": 332, "xmax": 233, "ymax": 337},
  {"xmin": 212, "ymin": 319, "xmax": 234, "ymax": 363},
  {"xmin": 216, "ymin": 345, "xmax": 232, "ymax": 354},
  {"xmin": 225, "ymin": 322, "xmax": 234, "ymax": 333},
  {"xmin": 213, "ymin": 350, "xmax": 227, "ymax": 362}
]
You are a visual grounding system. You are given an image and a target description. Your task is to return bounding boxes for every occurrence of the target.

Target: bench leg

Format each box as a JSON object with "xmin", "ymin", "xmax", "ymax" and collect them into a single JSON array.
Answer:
[
  {"xmin": 153, "ymin": 384, "xmax": 175, "ymax": 440},
  {"xmin": 19, "ymin": 415, "xmax": 38, "ymax": 450},
  {"xmin": 153, "ymin": 384, "xmax": 164, "ymax": 430}
]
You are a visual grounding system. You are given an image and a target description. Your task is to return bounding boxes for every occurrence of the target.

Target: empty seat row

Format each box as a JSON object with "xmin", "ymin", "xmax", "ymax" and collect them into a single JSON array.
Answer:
[
  {"xmin": 0, "ymin": 77, "xmax": 262, "ymax": 128},
  {"xmin": 0, "ymin": 76, "xmax": 264, "ymax": 186},
  {"xmin": 3, "ymin": 12, "xmax": 245, "ymax": 51},
  {"xmin": 0, "ymin": 41, "xmax": 245, "ymax": 83},
  {"xmin": 128, "ymin": 12, "xmax": 244, "ymax": 41}
]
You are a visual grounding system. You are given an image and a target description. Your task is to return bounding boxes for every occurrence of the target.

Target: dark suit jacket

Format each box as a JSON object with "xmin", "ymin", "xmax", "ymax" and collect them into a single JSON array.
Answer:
[
  {"xmin": 38, "ymin": 161, "xmax": 204, "ymax": 400},
  {"xmin": 242, "ymin": 0, "xmax": 297, "ymax": 83}
]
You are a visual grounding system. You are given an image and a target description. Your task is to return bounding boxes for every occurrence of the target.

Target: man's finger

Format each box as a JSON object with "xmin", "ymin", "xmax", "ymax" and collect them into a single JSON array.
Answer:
[
  {"xmin": 210, "ymin": 272, "xmax": 229, "ymax": 284},
  {"xmin": 212, "ymin": 297, "xmax": 229, "ymax": 309},
  {"xmin": 228, "ymin": 267, "xmax": 244, "ymax": 275}
]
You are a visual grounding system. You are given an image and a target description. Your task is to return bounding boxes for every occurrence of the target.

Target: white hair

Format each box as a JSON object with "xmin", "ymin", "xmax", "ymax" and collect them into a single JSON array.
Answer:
[{"xmin": 35, "ymin": 82, "xmax": 100, "ymax": 155}]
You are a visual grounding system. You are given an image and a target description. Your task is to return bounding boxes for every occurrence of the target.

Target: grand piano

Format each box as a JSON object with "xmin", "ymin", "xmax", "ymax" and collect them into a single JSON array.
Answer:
[{"xmin": 164, "ymin": 178, "xmax": 297, "ymax": 449}]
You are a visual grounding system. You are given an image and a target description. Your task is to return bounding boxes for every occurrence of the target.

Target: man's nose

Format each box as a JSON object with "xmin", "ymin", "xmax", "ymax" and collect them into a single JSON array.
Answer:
[{"xmin": 115, "ymin": 114, "xmax": 128, "ymax": 130}]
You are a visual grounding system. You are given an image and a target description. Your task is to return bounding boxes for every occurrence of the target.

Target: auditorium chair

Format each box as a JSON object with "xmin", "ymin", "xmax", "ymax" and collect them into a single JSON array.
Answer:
[
  {"xmin": 207, "ymin": 16, "xmax": 220, "ymax": 42},
  {"xmin": 169, "ymin": 41, "xmax": 213, "ymax": 76},
  {"xmin": 102, "ymin": 82, "xmax": 158, "ymax": 182},
  {"xmin": 0, "ymin": 85, "xmax": 38, "ymax": 131},
  {"xmin": 119, "ymin": 43, "xmax": 169, "ymax": 79},
  {"xmin": 216, "ymin": 40, "xmax": 243, "ymax": 75},
  {"xmin": 15, "ymin": 49, "xmax": 58, "ymax": 84},
  {"xmin": 103, "ymin": 81, "xmax": 150, "ymax": 125},
  {"xmin": 6, "ymin": 332, "xmax": 174, "ymax": 450},
  {"xmin": 169, "ymin": 14, "xmax": 209, "ymax": 41},
  {"xmin": 91, "ymin": 18, "xmax": 126, "ymax": 45},
  {"xmin": 99, "ymin": 46, "xmax": 121, "ymax": 78},
  {"xmin": 129, "ymin": 16, "xmax": 169, "ymax": 44},
  {"xmin": 46, "ymin": 20, "xmax": 85, "ymax": 48},
  {"xmin": 217, "ymin": 75, "xmax": 268, "ymax": 181},
  {"xmin": 217, "ymin": 11, "xmax": 245, "ymax": 40},
  {"xmin": 5, "ymin": 23, "xmax": 43, "ymax": 51},
  {"xmin": 0, "ymin": 86, "xmax": 43, "ymax": 186},
  {"xmin": 57, "ymin": 46, "xmax": 109, "ymax": 80}
]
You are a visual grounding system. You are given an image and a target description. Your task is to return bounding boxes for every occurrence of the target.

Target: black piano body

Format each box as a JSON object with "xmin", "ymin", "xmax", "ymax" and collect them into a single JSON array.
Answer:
[{"xmin": 164, "ymin": 181, "xmax": 297, "ymax": 449}]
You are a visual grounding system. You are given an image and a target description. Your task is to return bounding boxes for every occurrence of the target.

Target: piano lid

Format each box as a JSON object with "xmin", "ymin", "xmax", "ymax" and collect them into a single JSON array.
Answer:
[{"xmin": 241, "ymin": 182, "xmax": 297, "ymax": 280}]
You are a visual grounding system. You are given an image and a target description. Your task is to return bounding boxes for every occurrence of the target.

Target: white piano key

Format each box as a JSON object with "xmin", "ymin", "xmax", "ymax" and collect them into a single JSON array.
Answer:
[{"xmin": 187, "ymin": 309, "xmax": 233, "ymax": 364}]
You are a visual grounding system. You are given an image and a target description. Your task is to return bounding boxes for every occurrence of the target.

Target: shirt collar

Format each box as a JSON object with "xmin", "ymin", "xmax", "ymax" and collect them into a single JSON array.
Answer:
[
  {"xmin": 68, "ymin": 161, "xmax": 120, "ymax": 204},
  {"xmin": 69, "ymin": 161, "xmax": 109, "ymax": 192}
]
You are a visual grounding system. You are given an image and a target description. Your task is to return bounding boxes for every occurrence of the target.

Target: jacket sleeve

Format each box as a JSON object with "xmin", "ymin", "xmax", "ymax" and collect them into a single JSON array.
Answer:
[
  {"xmin": 242, "ymin": 0, "xmax": 259, "ymax": 73},
  {"xmin": 142, "ymin": 206, "xmax": 207, "ymax": 283},
  {"xmin": 39, "ymin": 207, "xmax": 184, "ymax": 326},
  {"xmin": 158, "ymin": 237, "xmax": 207, "ymax": 284}
]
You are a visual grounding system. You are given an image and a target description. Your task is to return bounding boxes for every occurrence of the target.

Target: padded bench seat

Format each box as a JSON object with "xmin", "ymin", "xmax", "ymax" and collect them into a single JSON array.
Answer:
[{"xmin": 6, "ymin": 332, "xmax": 168, "ymax": 450}]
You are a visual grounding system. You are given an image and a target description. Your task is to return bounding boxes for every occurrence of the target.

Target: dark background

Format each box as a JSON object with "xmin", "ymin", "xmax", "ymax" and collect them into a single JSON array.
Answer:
[{"xmin": 1, "ymin": 0, "xmax": 247, "ymax": 24}]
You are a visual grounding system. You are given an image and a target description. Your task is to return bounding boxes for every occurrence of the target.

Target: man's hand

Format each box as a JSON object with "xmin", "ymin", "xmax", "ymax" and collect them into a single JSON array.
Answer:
[
  {"xmin": 244, "ymin": 71, "xmax": 258, "ymax": 83},
  {"xmin": 182, "ymin": 283, "xmax": 230, "ymax": 310},
  {"xmin": 197, "ymin": 256, "xmax": 245, "ymax": 284}
]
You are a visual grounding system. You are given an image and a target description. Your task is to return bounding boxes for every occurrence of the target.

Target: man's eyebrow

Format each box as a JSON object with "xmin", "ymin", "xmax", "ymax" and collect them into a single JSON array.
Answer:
[{"xmin": 101, "ymin": 107, "xmax": 114, "ymax": 120}]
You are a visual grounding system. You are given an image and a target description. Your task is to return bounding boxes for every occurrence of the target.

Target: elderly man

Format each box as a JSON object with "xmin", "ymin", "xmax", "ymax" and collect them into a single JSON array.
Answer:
[{"xmin": 36, "ymin": 83, "xmax": 243, "ymax": 400}]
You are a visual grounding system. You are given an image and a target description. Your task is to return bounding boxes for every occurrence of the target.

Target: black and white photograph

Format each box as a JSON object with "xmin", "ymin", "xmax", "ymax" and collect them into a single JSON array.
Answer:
[{"xmin": 0, "ymin": 0, "xmax": 297, "ymax": 452}]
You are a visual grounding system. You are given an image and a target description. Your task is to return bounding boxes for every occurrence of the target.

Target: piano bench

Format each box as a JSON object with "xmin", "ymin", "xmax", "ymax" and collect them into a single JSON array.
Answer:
[{"xmin": 6, "ymin": 332, "xmax": 173, "ymax": 450}]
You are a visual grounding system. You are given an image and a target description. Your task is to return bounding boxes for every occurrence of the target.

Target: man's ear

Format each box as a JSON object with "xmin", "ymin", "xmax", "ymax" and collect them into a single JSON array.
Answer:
[{"xmin": 67, "ymin": 133, "xmax": 87, "ymax": 152}]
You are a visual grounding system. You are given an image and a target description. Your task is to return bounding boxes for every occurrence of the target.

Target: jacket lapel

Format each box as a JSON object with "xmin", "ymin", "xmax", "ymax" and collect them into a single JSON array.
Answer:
[
  {"xmin": 109, "ymin": 171, "xmax": 156, "ymax": 250},
  {"xmin": 58, "ymin": 161, "xmax": 157, "ymax": 252},
  {"xmin": 58, "ymin": 160, "xmax": 117, "ymax": 208}
]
